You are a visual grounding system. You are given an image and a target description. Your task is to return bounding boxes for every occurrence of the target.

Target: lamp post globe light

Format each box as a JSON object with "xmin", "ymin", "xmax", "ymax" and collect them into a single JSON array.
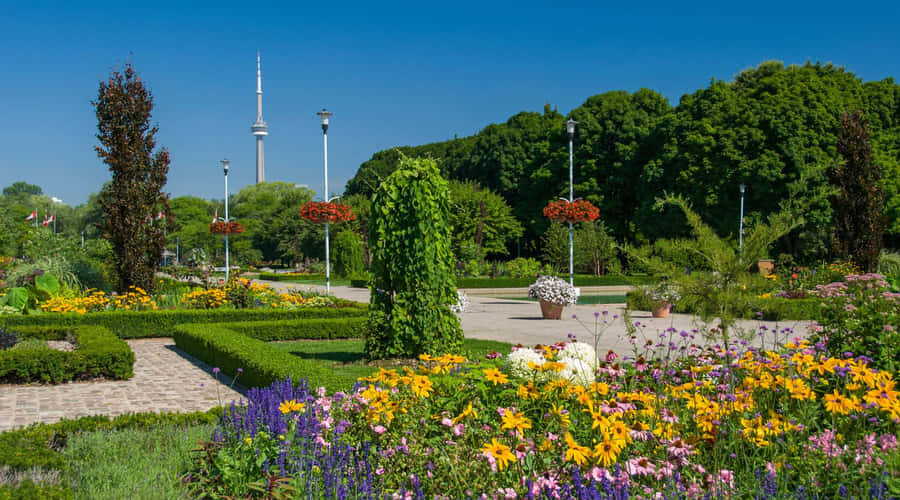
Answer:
[
  {"xmin": 566, "ymin": 118, "xmax": 577, "ymax": 287},
  {"xmin": 739, "ymin": 183, "xmax": 746, "ymax": 254},
  {"xmin": 221, "ymin": 158, "xmax": 230, "ymax": 283},
  {"xmin": 317, "ymin": 108, "xmax": 334, "ymax": 294}
]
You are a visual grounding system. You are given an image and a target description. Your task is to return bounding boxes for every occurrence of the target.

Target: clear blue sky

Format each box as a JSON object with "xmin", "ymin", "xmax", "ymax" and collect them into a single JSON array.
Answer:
[{"xmin": 2, "ymin": 1, "xmax": 898, "ymax": 206}]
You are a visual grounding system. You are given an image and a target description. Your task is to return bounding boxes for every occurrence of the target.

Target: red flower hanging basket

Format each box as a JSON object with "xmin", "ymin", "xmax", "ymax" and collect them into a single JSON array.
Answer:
[
  {"xmin": 209, "ymin": 221, "xmax": 245, "ymax": 235},
  {"xmin": 543, "ymin": 199, "xmax": 600, "ymax": 224},
  {"xmin": 299, "ymin": 201, "xmax": 356, "ymax": 224}
]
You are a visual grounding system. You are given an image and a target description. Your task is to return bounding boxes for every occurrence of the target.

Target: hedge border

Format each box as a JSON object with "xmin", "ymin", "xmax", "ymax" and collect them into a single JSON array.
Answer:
[
  {"xmin": 455, "ymin": 275, "xmax": 656, "ymax": 289},
  {"xmin": 257, "ymin": 273, "xmax": 327, "ymax": 282},
  {"xmin": 625, "ymin": 290, "xmax": 821, "ymax": 321},
  {"xmin": 173, "ymin": 323, "xmax": 359, "ymax": 393},
  {"xmin": 217, "ymin": 317, "xmax": 367, "ymax": 341},
  {"xmin": 0, "ymin": 325, "xmax": 134, "ymax": 384},
  {"xmin": 0, "ymin": 305, "xmax": 367, "ymax": 339}
]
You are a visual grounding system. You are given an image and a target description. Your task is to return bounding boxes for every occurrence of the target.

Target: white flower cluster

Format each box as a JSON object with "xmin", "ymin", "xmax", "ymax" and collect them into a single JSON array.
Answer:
[
  {"xmin": 558, "ymin": 356, "xmax": 595, "ymax": 387},
  {"xmin": 527, "ymin": 275, "xmax": 579, "ymax": 306},
  {"xmin": 505, "ymin": 348, "xmax": 546, "ymax": 378},
  {"xmin": 450, "ymin": 290, "xmax": 469, "ymax": 314},
  {"xmin": 559, "ymin": 341, "xmax": 598, "ymax": 367}
]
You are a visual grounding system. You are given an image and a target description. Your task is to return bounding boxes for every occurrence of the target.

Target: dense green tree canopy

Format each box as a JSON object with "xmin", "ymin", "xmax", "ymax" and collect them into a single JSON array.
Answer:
[{"xmin": 345, "ymin": 61, "xmax": 900, "ymax": 261}]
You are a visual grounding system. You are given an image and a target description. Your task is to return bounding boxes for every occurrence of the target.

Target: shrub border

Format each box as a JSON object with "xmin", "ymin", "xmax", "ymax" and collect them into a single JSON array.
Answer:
[
  {"xmin": 0, "ymin": 305, "xmax": 366, "ymax": 339},
  {"xmin": 0, "ymin": 325, "xmax": 134, "ymax": 384},
  {"xmin": 173, "ymin": 323, "xmax": 359, "ymax": 393}
]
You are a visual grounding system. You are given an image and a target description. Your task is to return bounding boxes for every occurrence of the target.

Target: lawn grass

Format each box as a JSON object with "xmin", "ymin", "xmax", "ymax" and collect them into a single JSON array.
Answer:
[
  {"xmin": 501, "ymin": 295, "xmax": 627, "ymax": 304},
  {"xmin": 270, "ymin": 338, "xmax": 514, "ymax": 381},
  {"xmin": 61, "ymin": 424, "xmax": 211, "ymax": 500}
]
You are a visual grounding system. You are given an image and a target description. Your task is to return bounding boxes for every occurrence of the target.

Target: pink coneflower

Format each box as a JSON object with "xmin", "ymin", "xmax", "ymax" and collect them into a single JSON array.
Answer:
[
  {"xmin": 372, "ymin": 425, "xmax": 387, "ymax": 435},
  {"xmin": 666, "ymin": 439, "xmax": 694, "ymax": 458},
  {"xmin": 660, "ymin": 408, "xmax": 679, "ymax": 423},
  {"xmin": 453, "ymin": 424, "xmax": 464, "ymax": 437},
  {"xmin": 625, "ymin": 457, "xmax": 656, "ymax": 476}
]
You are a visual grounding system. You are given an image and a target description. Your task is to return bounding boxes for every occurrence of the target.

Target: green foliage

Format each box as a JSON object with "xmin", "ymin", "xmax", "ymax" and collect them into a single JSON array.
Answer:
[
  {"xmin": 0, "ymin": 288, "xmax": 28, "ymax": 312},
  {"xmin": 367, "ymin": 156, "xmax": 463, "ymax": 359},
  {"xmin": 173, "ymin": 323, "xmax": 357, "ymax": 391},
  {"xmin": 0, "ymin": 480, "xmax": 73, "ymax": 499},
  {"xmin": 0, "ymin": 305, "xmax": 366, "ymax": 339},
  {"xmin": 812, "ymin": 275, "xmax": 900, "ymax": 371},
  {"xmin": 830, "ymin": 110, "xmax": 886, "ymax": 271},
  {"xmin": 94, "ymin": 62, "xmax": 170, "ymax": 293},
  {"xmin": 631, "ymin": 193, "xmax": 801, "ymax": 337},
  {"xmin": 455, "ymin": 274, "xmax": 656, "ymax": 288},
  {"xmin": 61, "ymin": 424, "xmax": 211, "ymax": 500},
  {"xmin": 879, "ymin": 249, "xmax": 900, "ymax": 282},
  {"xmin": 346, "ymin": 62, "xmax": 900, "ymax": 262},
  {"xmin": 625, "ymin": 290, "xmax": 820, "ymax": 321},
  {"xmin": 216, "ymin": 317, "xmax": 368, "ymax": 341},
  {"xmin": 333, "ymin": 230, "xmax": 364, "ymax": 277},
  {"xmin": 257, "ymin": 272, "xmax": 327, "ymax": 282},
  {"xmin": 541, "ymin": 223, "xmax": 570, "ymax": 272},
  {"xmin": 504, "ymin": 257, "xmax": 544, "ymax": 278},
  {"xmin": 447, "ymin": 180, "xmax": 523, "ymax": 258},
  {"xmin": 574, "ymin": 220, "xmax": 618, "ymax": 275},
  {"xmin": 0, "ymin": 326, "xmax": 134, "ymax": 383},
  {"xmin": 0, "ymin": 408, "xmax": 221, "ymax": 471}
]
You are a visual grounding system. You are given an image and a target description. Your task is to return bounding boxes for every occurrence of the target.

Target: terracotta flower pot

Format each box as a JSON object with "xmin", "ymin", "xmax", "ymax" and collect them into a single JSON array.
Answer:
[
  {"xmin": 757, "ymin": 259, "xmax": 775, "ymax": 276},
  {"xmin": 651, "ymin": 303, "xmax": 672, "ymax": 318},
  {"xmin": 539, "ymin": 300, "xmax": 564, "ymax": 320}
]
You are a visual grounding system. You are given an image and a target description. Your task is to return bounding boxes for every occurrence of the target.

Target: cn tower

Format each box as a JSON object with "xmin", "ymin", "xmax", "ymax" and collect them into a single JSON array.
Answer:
[{"xmin": 251, "ymin": 52, "xmax": 269, "ymax": 184}]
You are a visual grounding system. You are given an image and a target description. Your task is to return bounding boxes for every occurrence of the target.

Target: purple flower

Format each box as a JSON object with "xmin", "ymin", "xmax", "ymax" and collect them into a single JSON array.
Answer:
[
  {"xmin": 237, "ymin": 368, "xmax": 244, "ymax": 373},
  {"xmin": 213, "ymin": 367, "xmax": 221, "ymax": 374}
]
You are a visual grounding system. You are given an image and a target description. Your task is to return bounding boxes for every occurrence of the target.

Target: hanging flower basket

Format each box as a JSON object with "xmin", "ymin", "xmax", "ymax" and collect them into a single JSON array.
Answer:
[
  {"xmin": 299, "ymin": 201, "xmax": 356, "ymax": 224},
  {"xmin": 543, "ymin": 199, "xmax": 600, "ymax": 224},
  {"xmin": 209, "ymin": 221, "xmax": 245, "ymax": 235}
]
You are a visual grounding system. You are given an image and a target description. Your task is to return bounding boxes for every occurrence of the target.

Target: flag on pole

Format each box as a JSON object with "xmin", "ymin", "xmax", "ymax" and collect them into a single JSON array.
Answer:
[
  {"xmin": 42, "ymin": 215, "xmax": 53, "ymax": 227},
  {"xmin": 155, "ymin": 211, "xmax": 165, "ymax": 220},
  {"xmin": 25, "ymin": 209, "xmax": 36, "ymax": 222},
  {"xmin": 212, "ymin": 209, "xmax": 218, "ymax": 224},
  {"xmin": 145, "ymin": 213, "xmax": 153, "ymax": 224}
]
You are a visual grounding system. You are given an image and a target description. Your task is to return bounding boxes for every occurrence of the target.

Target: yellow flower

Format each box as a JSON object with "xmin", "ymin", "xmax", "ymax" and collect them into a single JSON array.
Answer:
[
  {"xmin": 279, "ymin": 399, "xmax": 305, "ymax": 414},
  {"xmin": 453, "ymin": 402, "xmax": 479, "ymax": 424},
  {"xmin": 551, "ymin": 404, "xmax": 571, "ymax": 428},
  {"xmin": 500, "ymin": 410, "xmax": 532, "ymax": 436},
  {"xmin": 409, "ymin": 374, "xmax": 433, "ymax": 398},
  {"xmin": 563, "ymin": 433, "xmax": 591, "ymax": 466},
  {"xmin": 592, "ymin": 438, "xmax": 622, "ymax": 467},
  {"xmin": 480, "ymin": 438, "xmax": 516, "ymax": 470},
  {"xmin": 482, "ymin": 367, "xmax": 509, "ymax": 385}
]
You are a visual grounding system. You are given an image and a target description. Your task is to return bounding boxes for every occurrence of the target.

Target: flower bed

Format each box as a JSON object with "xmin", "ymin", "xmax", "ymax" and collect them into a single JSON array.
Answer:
[
  {"xmin": 189, "ymin": 327, "xmax": 900, "ymax": 497},
  {"xmin": 0, "ymin": 305, "xmax": 367, "ymax": 339},
  {"xmin": 0, "ymin": 325, "xmax": 134, "ymax": 383}
]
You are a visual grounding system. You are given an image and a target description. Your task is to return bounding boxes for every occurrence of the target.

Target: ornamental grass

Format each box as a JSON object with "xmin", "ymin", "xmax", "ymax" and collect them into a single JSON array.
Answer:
[{"xmin": 191, "ymin": 323, "xmax": 900, "ymax": 498}]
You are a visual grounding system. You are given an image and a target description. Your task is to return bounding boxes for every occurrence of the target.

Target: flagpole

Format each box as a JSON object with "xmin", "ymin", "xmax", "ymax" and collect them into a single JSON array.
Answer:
[{"xmin": 53, "ymin": 213, "xmax": 56, "ymax": 234}]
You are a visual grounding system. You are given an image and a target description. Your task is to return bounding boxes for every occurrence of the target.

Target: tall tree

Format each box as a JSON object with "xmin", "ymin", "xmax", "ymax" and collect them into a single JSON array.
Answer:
[
  {"xmin": 831, "ymin": 110, "xmax": 886, "ymax": 271},
  {"xmin": 94, "ymin": 63, "xmax": 170, "ymax": 292},
  {"xmin": 367, "ymin": 156, "xmax": 462, "ymax": 359}
]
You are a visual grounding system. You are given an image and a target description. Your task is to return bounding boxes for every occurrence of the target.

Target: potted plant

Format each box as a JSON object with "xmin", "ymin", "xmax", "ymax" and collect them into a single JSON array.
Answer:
[
  {"xmin": 644, "ymin": 281, "xmax": 680, "ymax": 318},
  {"xmin": 528, "ymin": 275, "xmax": 579, "ymax": 319}
]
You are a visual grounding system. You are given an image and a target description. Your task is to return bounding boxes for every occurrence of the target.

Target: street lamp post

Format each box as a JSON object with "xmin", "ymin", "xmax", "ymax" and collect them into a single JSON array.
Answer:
[
  {"xmin": 222, "ymin": 158, "xmax": 230, "ymax": 283},
  {"xmin": 566, "ymin": 118, "xmax": 577, "ymax": 287},
  {"xmin": 317, "ymin": 109, "xmax": 334, "ymax": 294},
  {"xmin": 739, "ymin": 183, "xmax": 746, "ymax": 255}
]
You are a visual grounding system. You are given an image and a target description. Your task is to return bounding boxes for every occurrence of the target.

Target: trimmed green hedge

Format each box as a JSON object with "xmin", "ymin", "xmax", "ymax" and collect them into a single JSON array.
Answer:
[
  {"xmin": 0, "ymin": 305, "xmax": 367, "ymax": 339},
  {"xmin": 218, "ymin": 317, "xmax": 367, "ymax": 341},
  {"xmin": 173, "ymin": 323, "xmax": 358, "ymax": 392},
  {"xmin": 258, "ymin": 273, "xmax": 326, "ymax": 282},
  {"xmin": 456, "ymin": 275, "xmax": 656, "ymax": 289},
  {"xmin": 625, "ymin": 290, "xmax": 821, "ymax": 321},
  {"xmin": 0, "ymin": 326, "xmax": 134, "ymax": 383},
  {"xmin": 0, "ymin": 408, "xmax": 222, "ymax": 471}
]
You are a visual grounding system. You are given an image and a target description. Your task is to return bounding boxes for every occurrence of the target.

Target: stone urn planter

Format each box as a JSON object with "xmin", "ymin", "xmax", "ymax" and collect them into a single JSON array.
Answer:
[
  {"xmin": 651, "ymin": 302, "xmax": 672, "ymax": 318},
  {"xmin": 539, "ymin": 300, "xmax": 564, "ymax": 320}
]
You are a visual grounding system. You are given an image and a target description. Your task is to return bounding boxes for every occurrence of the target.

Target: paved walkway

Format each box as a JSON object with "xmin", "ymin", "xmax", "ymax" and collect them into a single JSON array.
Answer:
[
  {"xmin": 265, "ymin": 282, "xmax": 812, "ymax": 352},
  {"xmin": 0, "ymin": 339, "xmax": 243, "ymax": 432},
  {"xmin": 0, "ymin": 283, "xmax": 811, "ymax": 432}
]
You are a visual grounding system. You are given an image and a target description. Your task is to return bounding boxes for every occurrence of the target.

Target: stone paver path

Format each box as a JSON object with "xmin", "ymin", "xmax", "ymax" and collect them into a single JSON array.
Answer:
[{"xmin": 0, "ymin": 338, "xmax": 244, "ymax": 432}]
